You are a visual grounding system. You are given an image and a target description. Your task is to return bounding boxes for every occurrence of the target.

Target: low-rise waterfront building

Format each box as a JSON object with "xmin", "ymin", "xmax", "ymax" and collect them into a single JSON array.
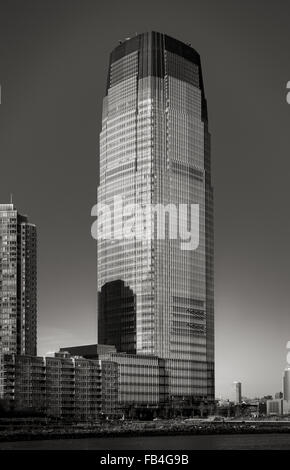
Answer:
[
  {"xmin": 266, "ymin": 398, "xmax": 290, "ymax": 416},
  {"xmin": 61, "ymin": 344, "xmax": 171, "ymax": 417},
  {"xmin": 0, "ymin": 352, "xmax": 118, "ymax": 420}
]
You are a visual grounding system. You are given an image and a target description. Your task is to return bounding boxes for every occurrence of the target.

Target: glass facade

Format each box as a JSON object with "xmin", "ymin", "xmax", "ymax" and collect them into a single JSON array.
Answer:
[
  {"xmin": 110, "ymin": 353, "xmax": 161, "ymax": 408},
  {"xmin": 0, "ymin": 204, "xmax": 37, "ymax": 356},
  {"xmin": 98, "ymin": 280, "xmax": 136, "ymax": 354},
  {"xmin": 98, "ymin": 32, "xmax": 214, "ymax": 402}
]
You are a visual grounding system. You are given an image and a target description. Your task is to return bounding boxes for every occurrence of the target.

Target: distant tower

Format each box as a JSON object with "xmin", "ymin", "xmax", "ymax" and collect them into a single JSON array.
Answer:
[
  {"xmin": 0, "ymin": 204, "xmax": 37, "ymax": 355},
  {"xmin": 234, "ymin": 381, "xmax": 242, "ymax": 404},
  {"xmin": 283, "ymin": 369, "xmax": 290, "ymax": 401}
]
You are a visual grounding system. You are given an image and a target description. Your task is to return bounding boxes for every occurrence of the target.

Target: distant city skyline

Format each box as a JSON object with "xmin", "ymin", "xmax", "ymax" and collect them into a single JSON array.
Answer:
[{"xmin": 0, "ymin": 0, "xmax": 290, "ymax": 398}]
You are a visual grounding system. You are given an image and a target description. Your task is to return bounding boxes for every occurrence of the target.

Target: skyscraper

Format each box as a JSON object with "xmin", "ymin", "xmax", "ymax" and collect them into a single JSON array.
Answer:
[
  {"xmin": 0, "ymin": 204, "xmax": 37, "ymax": 356},
  {"xmin": 97, "ymin": 32, "xmax": 214, "ymax": 403},
  {"xmin": 234, "ymin": 381, "xmax": 242, "ymax": 404},
  {"xmin": 283, "ymin": 368, "xmax": 290, "ymax": 402}
]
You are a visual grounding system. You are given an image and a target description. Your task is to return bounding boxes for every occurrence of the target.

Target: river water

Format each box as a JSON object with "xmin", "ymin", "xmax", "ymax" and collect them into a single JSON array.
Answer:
[{"xmin": 1, "ymin": 433, "xmax": 290, "ymax": 450}]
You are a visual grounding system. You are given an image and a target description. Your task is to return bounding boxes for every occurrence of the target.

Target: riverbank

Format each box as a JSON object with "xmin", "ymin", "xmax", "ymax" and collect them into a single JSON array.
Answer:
[{"xmin": 1, "ymin": 419, "xmax": 290, "ymax": 442}]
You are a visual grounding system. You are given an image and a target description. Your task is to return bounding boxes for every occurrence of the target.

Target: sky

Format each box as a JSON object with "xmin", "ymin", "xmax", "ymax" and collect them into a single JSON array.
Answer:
[{"xmin": 0, "ymin": 0, "xmax": 290, "ymax": 400}]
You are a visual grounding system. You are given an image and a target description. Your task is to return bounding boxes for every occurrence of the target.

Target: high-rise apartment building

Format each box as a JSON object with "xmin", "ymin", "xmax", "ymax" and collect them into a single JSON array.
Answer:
[
  {"xmin": 234, "ymin": 381, "xmax": 242, "ymax": 404},
  {"xmin": 97, "ymin": 32, "xmax": 214, "ymax": 403},
  {"xmin": 0, "ymin": 204, "xmax": 37, "ymax": 356}
]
